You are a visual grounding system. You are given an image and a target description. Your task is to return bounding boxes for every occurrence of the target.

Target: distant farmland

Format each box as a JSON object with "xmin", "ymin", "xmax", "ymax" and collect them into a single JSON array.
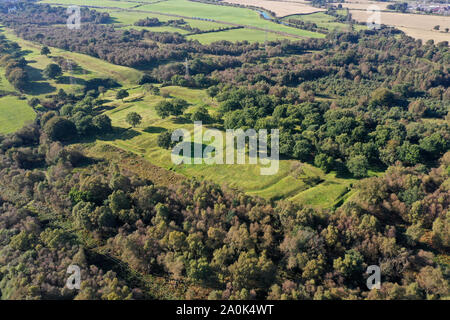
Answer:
[
  {"xmin": 40, "ymin": 0, "xmax": 325, "ymax": 41},
  {"xmin": 350, "ymin": 10, "xmax": 450, "ymax": 43},
  {"xmin": 223, "ymin": 0, "xmax": 325, "ymax": 17},
  {"xmin": 341, "ymin": 0, "xmax": 391, "ymax": 11}
]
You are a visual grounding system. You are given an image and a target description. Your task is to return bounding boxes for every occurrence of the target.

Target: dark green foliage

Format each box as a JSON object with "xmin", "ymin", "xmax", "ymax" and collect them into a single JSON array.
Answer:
[
  {"xmin": 43, "ymin": 63, "xmax": 62, "ymax": 79},
  {"xmin": 116, "ymin": 89, "xmax": 129, "ymax": 101},
  {"xmin": 190, "ymin": 105, "xmax": 211, "ymax": 123},
  {"xmin": 157, "ymin": 131, "xmax": 173, "ymax": 149},
  {"xmin": 43, "ymin": 116, "xmax": 77, "ymax": 141},
  {"xmin": 155, "ymin": 99, "xmax": 188, "ymax": 119},
  {"xmin": 346, "ymin": 155, "xmax": 369, "ymax": 178},
  {"xmin": 40, "ymin": 46, "xmax": 50, "ymax": 55},
  {"xmin": 125, "ymin": 112, "xmax": 142, "ymax": 127}
]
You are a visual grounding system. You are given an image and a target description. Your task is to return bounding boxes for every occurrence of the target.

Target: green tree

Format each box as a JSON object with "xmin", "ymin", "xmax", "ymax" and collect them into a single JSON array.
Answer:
[
  {"xmin": 28, "ymin": 97, "xmax": 40, "ymax": 108},
  {"xmin": 432, "ymin": 212, "xmax": 449, "ymax": 249},
  {"xmin": 43, "ymin": 116, "xmax": 77, "ymax": 141},
  {"xmin": 314, "ymin": 153, "xmax": 334, "ymax": 172},
  {"xmin": 41, "ymin": 46, "xmax": 50, "ymax": 56},
  {"xmin": 126, "ymin": 112, "xmax": 142, "ymax": 127},
  {"xmin": 190, "ymin": 105, "xmax": 211, "ymax": 123},
  {"xmin": 369, "ymin": 87, "xmax": 397, "ymax": 107},
  {"xmin": 293, "ymin": 139, "xmax": 313, "ymax": 161},
  {"xmin": 108, "ymin": 190, "xmax": 131, "ymax": 214},
  {"xmin": 116, "ymin": 89, "xmax": 129, "ymax": 101},
  {"xmin": 188, "ymin": 258, "xmax": 214, "ymax": 284},
  {"xmin": 93, "ymin": 114, "xmax": 112, "ymax": 133},
  {"xmin": 155, "ymin": 101, "xmax": 172, "ymax": 119},
  {"xmin": 171, "ymin": 98, "xmax": 188, "ymax": 117},
  {"xmin": 346, "ymin": 155, "xmax": 369, "ymax": 178},
  {"xmin": 333, "ymin": 249, "xmax": 364, "ymax": 277},
  {"xmin": 157, "ymin": 131, "xmax": 173, "ymax": 149},
  {"xmin": 397, "ymin": 142, "xmax": 421, "ymax": 165},
  {"xmin": 7, "ymin": 67, "xmax": 28, "ymax": 91},
  {"xmin": 43, "ymin": 63, "xmax": 62, "ymax": 79}
]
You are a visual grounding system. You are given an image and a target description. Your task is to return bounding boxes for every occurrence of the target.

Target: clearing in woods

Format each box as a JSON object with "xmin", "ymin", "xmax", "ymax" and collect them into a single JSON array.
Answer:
[{"xmin": 94, "ymin": 84, "xmax": 362, "ymax": 208}]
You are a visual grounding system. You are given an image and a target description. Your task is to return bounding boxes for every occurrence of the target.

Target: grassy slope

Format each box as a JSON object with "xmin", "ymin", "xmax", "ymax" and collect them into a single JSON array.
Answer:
[
  {"xmin": 0, "ymin": 27, "xmax": 142, "ymax": 133},
  {"xmin": 97, "ymin": 84, "xmax": 357, "ymax": 208},
  {"xmin": 3, "ymin": 29, "xmax": 142, "ymax": 92}
]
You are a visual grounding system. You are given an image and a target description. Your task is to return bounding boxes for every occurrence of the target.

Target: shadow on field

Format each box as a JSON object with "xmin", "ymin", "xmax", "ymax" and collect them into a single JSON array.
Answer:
[
  {"xmin": 56, "ymin": 76, "xmax": 86, "ymax": 85},
  {"xmin": 24, "ymin": 81, "xmax": 56, "ymax": 95},
  {"xmin": 143, "ymin": 126, "xmax": 167, "ymax": 134},
  {"xmin": 83, "ymin": 127, "xmax": 141, "ymax": 144},
  {"xmin": 172, "ymin": 116, "xmax": 190, "ymax": 124},
  {"xmin": 25, "ymin": 65, "xmax": 45, "ymax": 81},
  {"xmin": 175, "ymin": 141, "xmax": 210, "ymax": 160}
]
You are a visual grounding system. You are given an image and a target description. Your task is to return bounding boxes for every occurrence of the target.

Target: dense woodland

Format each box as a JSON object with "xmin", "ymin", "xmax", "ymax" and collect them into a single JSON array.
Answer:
[
  {"xmin": 0, "ymin": 120, "xmax": 448, "ymax": 299},
  {"xmin": 0, "ymin": 1, "xmax": 448, "ymax": 300}
]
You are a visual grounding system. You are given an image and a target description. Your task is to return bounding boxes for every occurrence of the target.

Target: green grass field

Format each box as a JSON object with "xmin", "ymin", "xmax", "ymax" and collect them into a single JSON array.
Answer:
[
  {"xmin": 0, "ymin": 67, "xmax": 15, "ymax": 93},
  {"xmin": 101, "ymin": 8, "xmax": 231, "ymax": 31},
  {"xmin": 283, "ymin": 12, "xmax": 366, "ymax": 32},
  {"xmin": 40, "ymin": 0, "xmax": 325, "ymax": 40},
  {"xmin": 138, "ymin": 0, "xmax": 325, "ymax": 38},
  {"xmin": 0, "ymin": 96, "xmax": 36, "ymax": 134}
]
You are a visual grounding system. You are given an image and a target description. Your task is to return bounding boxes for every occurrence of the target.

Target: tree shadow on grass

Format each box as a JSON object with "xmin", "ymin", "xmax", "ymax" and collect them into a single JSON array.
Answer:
[
  {"xmin": 103, "ymin": 127, "xmax": 141, "ymax": 141},
  {"xmin": 23, "ymin": 81, "xmax": 56, "ymax": 95},
  {"xmin": 174, "ymin": 141, "xmax": 210, "ymax": 160},
  {"xmin": 56, "ymin": 76, "xmax": 86, "ymax": 86},
  {"xmin": 95, "ymin": 104, "xmax": 116, "ymax": 112},
  {"xmin": 80, "ymin": 127, "xmax": 141, "ymax": 144},
  {"xmin": 143, "ymin": 126, "xmax": 167, "ymax": 134},
  {"xmin": 172, "ymin": 116, "xmax": 190, "ymax": 124},
  {"xmin": 25, "ymin": 65, "xmax": 45, "ymax": 82},
  {"xmin": 18, "ymin": 50, "xmax": 33, "ymax": 58},
  {"xmin": 125, "ymin": 96, "xmax": 144, "ymax": 103},
  {"xmin": 70, "ymin": 65, "xmax": 91, "ymax": 76}
]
